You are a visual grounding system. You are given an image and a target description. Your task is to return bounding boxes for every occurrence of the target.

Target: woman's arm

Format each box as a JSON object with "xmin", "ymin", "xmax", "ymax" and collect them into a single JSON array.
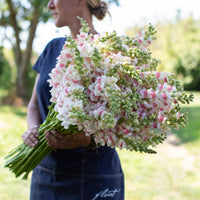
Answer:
[
  {"xmin": 22, "ymin": 74, "xmax": 41, "ymax": 147},
  {"xmin": 27, "ymin": 74, "xmax": 41, "ymax": 129}
]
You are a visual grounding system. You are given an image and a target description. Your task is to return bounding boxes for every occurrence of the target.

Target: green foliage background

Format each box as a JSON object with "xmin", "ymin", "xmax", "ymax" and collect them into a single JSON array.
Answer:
[
  {"xmin": 126, "ymin": 15, "xmax": 200, "ymax": 91},
  {"xmin": 0, "ymin": 47, "xmax": 14, "ymax": 90}
]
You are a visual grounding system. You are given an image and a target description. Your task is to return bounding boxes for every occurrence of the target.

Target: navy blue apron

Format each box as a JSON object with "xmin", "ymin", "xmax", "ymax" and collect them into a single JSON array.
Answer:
[
  {"xmin": 30, "ymin": 147, "xmax": 124, "ymax": 200},
  {"xmin": 31, "ymin": 38, "xmax": 124, "ymax": 200}
]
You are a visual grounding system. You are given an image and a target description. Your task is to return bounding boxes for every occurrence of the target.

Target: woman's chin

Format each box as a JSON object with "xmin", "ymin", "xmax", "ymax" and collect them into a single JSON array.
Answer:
[{"xmin": 54, "ymin": 21, "xmax": 67, "ymax": 28}]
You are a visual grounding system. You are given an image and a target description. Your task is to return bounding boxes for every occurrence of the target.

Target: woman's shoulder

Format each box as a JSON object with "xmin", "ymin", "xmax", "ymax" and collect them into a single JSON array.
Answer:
[
  {"xmin": 41, "ymin": 37, "xmax": 66, "ymax": 57},
  {"xmin": 46, "ymin": 37, "xmax": 66, "ymax": 48}
]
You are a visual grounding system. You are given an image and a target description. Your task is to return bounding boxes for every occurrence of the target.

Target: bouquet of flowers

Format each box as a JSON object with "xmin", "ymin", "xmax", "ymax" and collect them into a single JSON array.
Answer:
[{"xmin": 4, "ymin": 18, "xmax": 193, "ymax": 180}]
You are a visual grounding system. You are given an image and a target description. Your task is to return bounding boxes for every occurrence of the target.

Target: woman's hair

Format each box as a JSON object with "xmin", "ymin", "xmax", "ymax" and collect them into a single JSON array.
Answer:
[{"xmin": 86, "ymin": 0, "xmax": 109, "ymax": 20}]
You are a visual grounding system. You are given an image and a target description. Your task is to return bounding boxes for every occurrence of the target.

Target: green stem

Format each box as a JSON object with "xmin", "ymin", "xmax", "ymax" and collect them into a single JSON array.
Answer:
[
  {"xmin": 4, "ymin": 105, "xmax": 79, "ymax": 179},
  {"xmin": 14, "ymin": 134, "xmax": 48, "ymax": 177},
  {"xmin": 22, "ymin": 144, "xmax": 52, "ymax": 180}
]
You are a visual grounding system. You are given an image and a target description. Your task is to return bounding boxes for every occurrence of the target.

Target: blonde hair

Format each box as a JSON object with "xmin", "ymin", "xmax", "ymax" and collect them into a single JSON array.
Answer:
[{"xmin": 86, "ymin": 0, "xmax": 109, "ymax": 20}]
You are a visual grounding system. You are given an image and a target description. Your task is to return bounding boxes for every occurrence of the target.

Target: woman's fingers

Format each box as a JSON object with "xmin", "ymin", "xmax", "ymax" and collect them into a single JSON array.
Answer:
[
  {"xmin": 51, "ymin": 130, "xmax": 64, "ymax": 139},
  {"xmin": 45, "ymin": 131, "xmax": 55, "ymax": 147},
  {"xmin": 29, "ymin": 133, "xmax": 39, "ymax": 146},
  {"xmin": 32, "ymin": 128, "xmax": 39, "ymax": 138},
  {"xmin": 45, "ymin": 130, "xmax": 64, "ymax": 148},
  {"xmin": 45, "ymin": 130, "xmax": 91, "ymax": 149},
  {"xmin": 22, "ymin": 127, "xmax": 39, "ymax": 147}
]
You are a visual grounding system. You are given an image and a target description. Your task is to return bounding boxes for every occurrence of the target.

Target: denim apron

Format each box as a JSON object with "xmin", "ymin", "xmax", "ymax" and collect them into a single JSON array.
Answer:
[
  {"xmin": 31, "ymin": 38, "xmax": 124, "ymax": 200},
  {"xmin": 30, "ymin": 147, "xmax": 124, "ymax": 200}
]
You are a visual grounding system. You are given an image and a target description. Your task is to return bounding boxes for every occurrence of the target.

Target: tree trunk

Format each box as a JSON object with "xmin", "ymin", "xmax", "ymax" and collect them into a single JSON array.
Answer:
[
  {"xmin": 6, "ymin": 0, "xmax": 22, "ymax": 66},
  {"xmin": 16, "ymin": 67, "xmax": 27, "ymax": 98},
  {"xmin": 16, "ymin": 8, "xmax": 39, "ymax": 99},
  {"xmin": 2, "ymin": 0, "xmax": 51, "ymax": 102}
]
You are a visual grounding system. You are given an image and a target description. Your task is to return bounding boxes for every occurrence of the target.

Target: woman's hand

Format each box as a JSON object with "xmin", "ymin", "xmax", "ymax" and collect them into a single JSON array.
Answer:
[
  {"xmin": 45, "ymin": 130, "xmax": 91, "ymax": 149},
  {"xmin": 22, "ymin": 126, "xmax": 39, "ymax": 147}
]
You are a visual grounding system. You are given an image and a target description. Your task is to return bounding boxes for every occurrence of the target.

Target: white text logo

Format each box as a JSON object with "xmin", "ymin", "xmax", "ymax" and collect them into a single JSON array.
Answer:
[{"xmin": 92, "ymin": 188, "xmax": 121, "ymax": 200}]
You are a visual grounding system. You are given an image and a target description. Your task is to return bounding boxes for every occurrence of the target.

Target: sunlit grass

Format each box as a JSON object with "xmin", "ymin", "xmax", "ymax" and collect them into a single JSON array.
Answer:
[
  {"xmin": 118, "ymin": 141, "xmax": 200, "ymax": 200},
  {"xmin": 0, "ymin": 105, "xmax": 30, "ymax": 200}
]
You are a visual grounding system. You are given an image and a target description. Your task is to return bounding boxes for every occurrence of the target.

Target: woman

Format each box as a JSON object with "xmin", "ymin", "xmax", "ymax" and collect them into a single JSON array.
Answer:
[{"xmin": 22, "ymin": 0, "xmax": 124, "ymax": 199}]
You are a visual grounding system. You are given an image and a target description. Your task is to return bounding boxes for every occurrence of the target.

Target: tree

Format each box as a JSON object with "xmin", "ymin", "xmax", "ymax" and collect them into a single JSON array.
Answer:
[
  {"xmin": 169, "ymin": 16, "xmax": 200, "ymax": 91},
  {"xmin": 0, "ymin": 0, "xmax": 120, "ymax": 100},
  {"xmin": 0, "ymin": 0, "xmax": 51, "ymax": 99}
]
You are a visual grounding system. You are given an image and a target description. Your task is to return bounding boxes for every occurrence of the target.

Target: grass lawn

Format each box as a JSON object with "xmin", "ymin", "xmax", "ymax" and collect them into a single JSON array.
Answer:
[
  {"xmin": 0, "ymin": 106, "xmax": 31, "ymax": 200},
  {"xmin": 0, "ymin": 92, "xmax": 199, "ymax": 200}
]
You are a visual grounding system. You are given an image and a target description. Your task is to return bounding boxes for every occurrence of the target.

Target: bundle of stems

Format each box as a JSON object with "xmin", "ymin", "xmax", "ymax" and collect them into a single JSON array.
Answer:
[{"xmin": 4, "ymin": 104, "xmax": 79, "ymax": 180}]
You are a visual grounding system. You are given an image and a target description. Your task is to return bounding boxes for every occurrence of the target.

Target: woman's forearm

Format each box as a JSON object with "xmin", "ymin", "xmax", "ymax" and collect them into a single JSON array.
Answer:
[
  {"xmin": 27, "ymin": 101, "xmax": 41, "ymax": 129},
  {"xmin": 27, "ymin": 74, "xmax": 41, "ymax": 129}
]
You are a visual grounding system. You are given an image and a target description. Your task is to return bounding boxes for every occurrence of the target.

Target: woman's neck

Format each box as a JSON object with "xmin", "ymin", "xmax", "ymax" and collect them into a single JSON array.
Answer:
[{"xmin": 69, "ymin": 14, "xmax": 97, "ymax": 38}]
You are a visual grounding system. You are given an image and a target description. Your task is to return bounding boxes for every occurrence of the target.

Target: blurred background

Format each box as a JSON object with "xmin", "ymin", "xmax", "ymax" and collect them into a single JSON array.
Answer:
[{"xmin": 0, "ymin": 0, "xmax": 200, "ymax": 199}]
